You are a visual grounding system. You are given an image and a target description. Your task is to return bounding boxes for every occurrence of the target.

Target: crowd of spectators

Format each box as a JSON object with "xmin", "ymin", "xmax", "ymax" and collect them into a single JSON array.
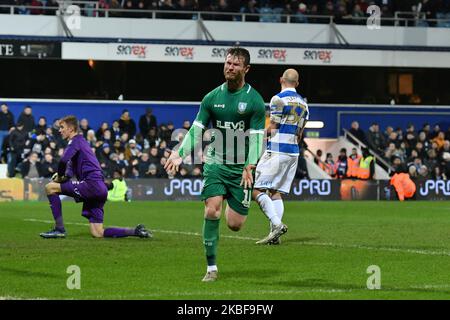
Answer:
[
  {"xmin": 0, "ymin": 103, "xmax": 198, "ymax": 179},
  {"xmin": 318, "ymin": 120, "xmax": 450, "ymax": 180},
  {"xmin": 1, "ymin": 103, "xmax": 449, "ymax": 181},
  {"xmin": 0, "ymin": 0, "xmax": 449, "ymax": 26},
  {"xmin": 0, "ymin": 103, "xmax": 311, "ymax": 181}
]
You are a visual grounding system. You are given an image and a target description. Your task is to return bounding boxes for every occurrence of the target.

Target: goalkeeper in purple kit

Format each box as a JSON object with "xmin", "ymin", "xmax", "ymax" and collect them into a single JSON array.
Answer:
[{"xmin": 40, "ymin": 115, "xmax": 151, "ymax": 239}]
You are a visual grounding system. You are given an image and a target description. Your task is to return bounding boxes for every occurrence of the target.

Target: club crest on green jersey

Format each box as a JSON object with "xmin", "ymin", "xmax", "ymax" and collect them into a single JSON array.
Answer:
[{"xmin": 238, "ymin": 102, "xmax": 247, "ymax": 114}]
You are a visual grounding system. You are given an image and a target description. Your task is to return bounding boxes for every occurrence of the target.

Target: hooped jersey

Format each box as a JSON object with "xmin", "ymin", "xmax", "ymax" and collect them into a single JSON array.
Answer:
[{"xmin": 267, "ymin": 88, "xmax": 309, "ymax": 156}]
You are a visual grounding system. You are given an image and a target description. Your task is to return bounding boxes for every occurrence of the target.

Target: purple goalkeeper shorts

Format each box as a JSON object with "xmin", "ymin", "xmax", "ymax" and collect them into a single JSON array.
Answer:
[{"xmin": 60, "ymin": 180, "xmax": 108, "ymax": 224}]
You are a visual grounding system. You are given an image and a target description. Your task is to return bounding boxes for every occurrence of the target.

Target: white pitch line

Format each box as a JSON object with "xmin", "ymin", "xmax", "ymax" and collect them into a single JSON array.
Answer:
[
  {"xmin": 24, "ymin": 218, "xmax": 450, "ymax": 257},
  {"xmin": 0, "ymin": 296, "xmax": 47, "ymax": 300}
]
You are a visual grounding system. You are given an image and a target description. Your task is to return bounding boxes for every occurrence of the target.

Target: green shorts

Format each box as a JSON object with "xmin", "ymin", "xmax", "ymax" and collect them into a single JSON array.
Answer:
[{"xmin": 201, "ymin": 164, "xmax": 252, "ymax": 215}]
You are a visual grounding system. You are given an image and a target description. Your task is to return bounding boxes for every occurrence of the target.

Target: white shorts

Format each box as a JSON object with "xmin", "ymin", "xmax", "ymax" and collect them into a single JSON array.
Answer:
[{"xmin": 254, "ymin": 151, "xmax": 298, "ymax": 194}]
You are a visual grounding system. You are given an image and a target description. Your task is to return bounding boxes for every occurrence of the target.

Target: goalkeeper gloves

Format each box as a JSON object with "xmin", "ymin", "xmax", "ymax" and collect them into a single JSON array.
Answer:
[{"xmin": 51, "ymin": 173, "xmax": 69, "ymax": 183}]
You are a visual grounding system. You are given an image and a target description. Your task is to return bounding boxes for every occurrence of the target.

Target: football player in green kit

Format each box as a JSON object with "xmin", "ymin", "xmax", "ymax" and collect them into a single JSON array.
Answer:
[{"xmin": 164, "ymin": 47, "xmax": 266, "ymax": 282}]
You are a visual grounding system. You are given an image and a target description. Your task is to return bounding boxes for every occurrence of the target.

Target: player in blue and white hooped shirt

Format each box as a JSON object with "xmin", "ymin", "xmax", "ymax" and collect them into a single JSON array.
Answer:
[{"xmin": 253, "ymin": 69, "xmax": 309, "ymax": 245}]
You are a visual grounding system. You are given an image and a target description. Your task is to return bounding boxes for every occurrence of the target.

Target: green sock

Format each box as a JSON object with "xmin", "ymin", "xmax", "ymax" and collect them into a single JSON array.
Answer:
[{"xmin": 203, "ymin": 218, "xmax": 220, "ymax": 266}]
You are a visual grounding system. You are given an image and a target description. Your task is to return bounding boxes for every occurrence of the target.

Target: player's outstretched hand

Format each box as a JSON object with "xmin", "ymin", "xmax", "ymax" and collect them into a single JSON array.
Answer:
[
  {"xmin": 164, "ymin": 150, "xmax": 183, "ymax": 175},
  {"xmin": 240, "ymin": 164, "xmax": 256, "ymax": 189}
]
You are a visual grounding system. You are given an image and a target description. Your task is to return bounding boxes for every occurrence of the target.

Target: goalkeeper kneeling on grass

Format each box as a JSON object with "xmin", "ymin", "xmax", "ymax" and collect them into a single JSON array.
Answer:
[
  {"xmin": 40, "ymin": 115, "xmax": 151, "ymax": 239},
  {"xmin": 107, "ymin": 169, "xmax": 129, "ymax": 202}
]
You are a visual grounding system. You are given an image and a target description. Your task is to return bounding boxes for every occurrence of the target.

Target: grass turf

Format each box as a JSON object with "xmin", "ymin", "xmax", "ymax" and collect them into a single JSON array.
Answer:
[{"xmin": 1, "ymin": 201, "xmax": 450, "ymax": 300}]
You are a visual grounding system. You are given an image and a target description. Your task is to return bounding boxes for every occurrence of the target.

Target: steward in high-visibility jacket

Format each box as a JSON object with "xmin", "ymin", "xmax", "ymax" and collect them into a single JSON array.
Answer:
[
  {"xmin": 107, "ymin": 170, "xmax": 129, "ymax": 202},
  {"xmin": 357, "ymin": 148, "xmax": 375, "ymax": 180},
  {"xmin": 389, "ymin": 172, "xmax": 416, "ymax": 201},
  {"xmin": 347, "ymin": 150, "xmax": 361, "ymax": 178}
]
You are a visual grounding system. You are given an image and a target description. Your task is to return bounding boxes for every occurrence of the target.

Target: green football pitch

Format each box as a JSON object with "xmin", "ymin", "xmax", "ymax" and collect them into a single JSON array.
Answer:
[{"xmin": 1, "ymin": 201, "xmax": 450, "ymax": 300}]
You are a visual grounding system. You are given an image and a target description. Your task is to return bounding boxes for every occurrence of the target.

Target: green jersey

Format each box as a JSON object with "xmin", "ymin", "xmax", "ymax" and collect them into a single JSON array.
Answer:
[{"xmin": 185, "ymin": 82, "xmax": 266, "ymax": 170}]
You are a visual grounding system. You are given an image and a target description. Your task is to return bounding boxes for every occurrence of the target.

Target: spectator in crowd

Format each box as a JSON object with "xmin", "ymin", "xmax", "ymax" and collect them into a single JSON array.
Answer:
[
  {"xmin": 40, "ymin": 152, "xmax": 58, "ymax": 178},
  {"xmin": 432, "ymin": 131, "xmax": 446, "ymax": 150},
  {"xmin": 119, "ymin": 132, "xmax": 130, "ymax": 148},
  {"xmin": 240, "ymin": 0, "xmax": 259, "ymax": 21},
  {"xmin": 17, "ymin": 106, "xmax": 35, "ymax": 134},
  {"xmin": 313, "ymin": 148, "xmax": 323, "ymax": 166},
  {"xmin": 414, "ymin": 140, "xmax": 427, "ymax": 159},
  {"xmin": 146, "ymin": 163, "xmax": 159, "ymax": 178},
  {"xmin": 323, "ymin": 152, "xmax": 336, "ymax": 177},
  {"xmin": 0, "ymin": 103, "xmax": 15, "ymax": 154},
  {"xmin": 404, "ymin": 123, "xmax": 417, "ymax": 149},
  {"xmin": 79, "ymin": 118, "xmax": 91, "ymax": 138},
  {"xmin": 348, "ymin": 121, "xmax": 367, "ymax": 145},
  {"xmin": 418, "ymin": 165, "xmax": 429, "ymax": 178},
  {"xmin": 296, "ymin": 149, "xmax": 309, "ymax": 179},
  {"xmin": 7, "ymin": 122, "xmax": 28, "ymax": 177},
  {"xmin": 443, "ymin": 151, "xmax": 450, "ymax": 178},
  {"xmin": 119, "ymin": 109, "xmax": 137, "ymax": 138},
  {"xmin": 384, "ymin": 126, "xmax": 394, "ymax": 142},
  {"xmin": 111, "ymin": 120, "xmax": 122, "ymax": 141},
  {"xmin": 139, "ymin": 107, "xmax": 158, "ymax": 136},
  {"xmin": 125, "ymin": 139, "xmax": 142, "ymax": 160},
  {"xmin": 408, "ymin": 165, "xmax": 418, "ymax": 179},
  {"xmin": 366, "ymin": 123, "xmax": 385, "ymax": 155},
  {"xmin": 430, "ymin": 124, "xmax": 441, "ymax": 139},
  {"xmin": 20, "ymin": 152, "xmax": 42, "ymax": 179},
  {"xmin": 335, "ymin": 148, "xmax": 348, "ymax": 179},
  {"xmin": 86, "ymin": 129, "xmax": 97, "ymax": 148},
  {"xmin": 137, "ymin": 152, "xmax": 151, "ymax": 177},
  {"xmin": 182, "ymin": 119, "xmax": 191, "ymax": 131},
  {"xmin": 148, "ymin": 146, "xmax": 160, "ymax": 165},
  {"xmin": 293, "ymin": 2, "xmax": 308, "ymax": 23},
  {"xmin": 96, "ymin": 122, "xmax": 110, "ymax": 140},
  {"xmin": 419, "ymin": 123, "xmax": 432, "ymax": 139},
  {"xmin": 432, "ymin": 165, "xmax": 446, "ymax": 180},
  {"xmin": 35, "ymin": 116, "xmax": 48, "ymax": 135},
  {"xmin": 100, "ymin": 129, "xmax": 114, "ymax": 147},
  {"xmin": 440, "ymin": 140, "xmax": 450, "ymax": 161},
  {"xmin": 424, "ymin": 149, "xmax": 439, "ymax": 170},
  {"xmin": 97, "ymin": 143, "xmax": 113, "ymax": 173},
  {"xmin": 159, "ymin": 124, "xmax": 172, "ymax": 143},
  {"xmin": 145, "ymin": 127, "xmax": 161, "ymax": 148}
]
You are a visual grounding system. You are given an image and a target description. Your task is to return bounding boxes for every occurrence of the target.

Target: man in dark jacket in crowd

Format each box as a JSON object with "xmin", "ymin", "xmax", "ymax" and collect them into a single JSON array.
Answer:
[
  {"xmin": 40, "ymin": 152, "xmax": 58, "ymax": 178},
  {"xmin": 0, "ymin": 103, "xmax": 15, "ymax": 156},
  {"xmin": 348, "ymin": 121, "xmax": 367, "ymax": 145},
  {"xmin": 139, "ymin": 107, "xmax": 157, "ymax": 136},
  {"xmin": 8, "ymin": 122, "xmax": 28, "ymax": 177},
  {"xmin": 366, "ymin": 123, "xmax": 385, "ymax": 155},
  {"xmin": 17, "ymin": 106, "xmax": 35, "ymax": 134},
  {"xmin": 119, "ymin": 109, "xmax": 137, "ymax": 138},
  {"xmin": 20, "ymin": 152, "xmax": 42, "ymax": 178}
]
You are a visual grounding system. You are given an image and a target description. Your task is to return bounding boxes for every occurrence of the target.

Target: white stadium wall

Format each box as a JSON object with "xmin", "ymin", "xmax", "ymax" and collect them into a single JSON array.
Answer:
[{"xmin": 1, "ymin": 15, "xmax": 450, "ymax": 47}]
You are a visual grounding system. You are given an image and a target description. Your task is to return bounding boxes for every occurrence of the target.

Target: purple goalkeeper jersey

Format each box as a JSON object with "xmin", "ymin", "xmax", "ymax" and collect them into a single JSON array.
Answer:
[{"xmin": 58, "ymin": 134, "xmax": 104, "ymax": 181}]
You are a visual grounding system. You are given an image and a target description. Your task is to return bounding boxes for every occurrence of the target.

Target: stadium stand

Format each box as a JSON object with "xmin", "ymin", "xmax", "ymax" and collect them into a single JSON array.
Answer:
[
  {"xmin": 0, "ymin": 0, "xmax": 449, "ymax": 27},
  {"xmin": 1, "ymin": 101, "xmax": 449, "ymax": 181}
]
